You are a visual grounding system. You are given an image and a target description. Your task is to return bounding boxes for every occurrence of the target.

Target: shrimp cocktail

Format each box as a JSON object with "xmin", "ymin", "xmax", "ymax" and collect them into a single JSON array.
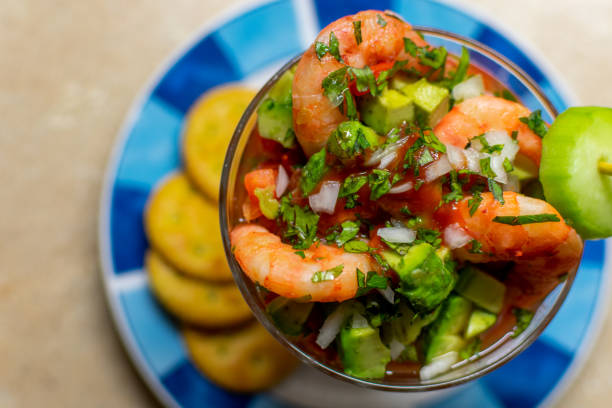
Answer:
[{"xmin": 224, "ymin": 10, "xmax": 612, "ymax": 384}]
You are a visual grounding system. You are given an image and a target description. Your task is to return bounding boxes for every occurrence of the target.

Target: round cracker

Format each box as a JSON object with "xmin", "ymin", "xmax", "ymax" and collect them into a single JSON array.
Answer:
[
  {"xmin": 183, "ymin": 323, "xmax": 298, "ymax": 393},
  {"xmin": 145, "ymin": 173, "xmax": 232, "ymax": 281},
  {"xmin": 146, "ymin": 251, "xmax": 253, "ymax": 328},
  {"xmin": 182, "ymin": 85, "xmax": 256, "ymax": 201}
]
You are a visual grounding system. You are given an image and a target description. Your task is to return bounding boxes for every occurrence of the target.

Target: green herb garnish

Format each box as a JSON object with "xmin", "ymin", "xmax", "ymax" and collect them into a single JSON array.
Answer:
[
  {"xmin": 356, "ymin": 269, "xmax": 388, "ymax": 296},
  {"xmin": 368, "ymin": 169, "xmax": 392, "ymax": 200},
  {"xmin": 300, "ymin": 147, "xmax": 329, "ymax": 196},
  {"xmin": 327, "ymin": 220, "xmax": 360, "ymax": 247},
  {"xmin": 503, "ymin": 157, "xmax": 514, "ymax": 172},
  {"xmin": 480, "ymin": 157, "xmax": 497, "ymax": 179},
  {"xmin": 519, "ymin": 110, "xmax": 548, "ymax": 138},
  {"xmin": 315, "ymin": 31, "xmax": 343, "ymax": 62},
  {"xmin": 493, "ymin": 214, "xmax": 561, "ymax": 225},
  {"xmin": 294, "ymin": 251, "xmax": 306, "ymax": 259},
  {"xmin": 376, "ymin": 14, "xmax": 387, "ymax": 27},
  {"xmin": 511, "ymin": 307, "xmax": 534, "ymax": 338},
  {"xmin": 468, "ymin": 239, "xmax": 483, "ymax": 254},
  {"xmin": 353, "ymin": 20, "xmax": 362, "ymax": 44},
  {"xmin": 487, "ymin": 178, "xmax": 505, "ymax": 204},
  {"xmin": 468, "ymin": 185, "xmax": 484, "ymax": 216},
  {"xmin": 279, "ymin": 195, "xmax": 320, "ymax": 249},
  {"xmin": 344, "ymin": 240, "xmax": 370, "ymax": 253},
  {"xmin": 312, "ymin": 265, "xmax": 344, "ymax": 283}
]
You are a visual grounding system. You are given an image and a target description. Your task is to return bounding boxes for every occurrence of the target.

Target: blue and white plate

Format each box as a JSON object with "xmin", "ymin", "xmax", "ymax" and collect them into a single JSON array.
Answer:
[{"xmin": 98, "ymin": 0, "xmax": 611, "ymax": 407}]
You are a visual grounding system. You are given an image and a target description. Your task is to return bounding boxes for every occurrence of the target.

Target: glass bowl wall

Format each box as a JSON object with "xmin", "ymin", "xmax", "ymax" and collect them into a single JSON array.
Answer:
[{"xmin": 219, "ymin": 27, "xmax": 577, "ymax": 391}]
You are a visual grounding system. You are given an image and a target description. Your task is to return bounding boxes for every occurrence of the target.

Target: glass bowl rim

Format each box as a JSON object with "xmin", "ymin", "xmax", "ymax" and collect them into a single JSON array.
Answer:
[{"xmin": 219, "ymin": 26, "xmax": 574, "ymax": 392}]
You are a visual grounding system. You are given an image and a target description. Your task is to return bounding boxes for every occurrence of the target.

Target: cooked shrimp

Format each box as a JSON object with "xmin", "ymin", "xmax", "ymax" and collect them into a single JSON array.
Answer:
[
  {"xmin": 231, "ymin": 224, "xmax": 379, "ymax": 302},
  {"xmin": 434, "ymin": 95, "xmax": 543, "ymax": 169},
  {"xmin": 439, "ymin": 191, "xmax": 583, "ymax": 307},
  {"xmin": 292, "ymin": 10, "xmax": 429, "ymax": 156}
]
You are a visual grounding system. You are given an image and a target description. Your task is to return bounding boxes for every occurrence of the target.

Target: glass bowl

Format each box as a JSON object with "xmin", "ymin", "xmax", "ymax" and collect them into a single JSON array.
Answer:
[{"xmin": 219, "ymin": 27, "xmax": 578, "ymax": 391}]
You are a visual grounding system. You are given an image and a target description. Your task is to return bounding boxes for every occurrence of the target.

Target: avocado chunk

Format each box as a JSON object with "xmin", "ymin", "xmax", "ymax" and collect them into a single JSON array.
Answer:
[
  {"xmin": 465, "ymin": 309, "xmax": 497, "ymax": 339},
  {"xmin": 257, "ymin": 69, "xmax": 296, "ymax": 148},
  {"xmin": 359, "ymin": 87, "xmax": 414, "ymax": 134},
  {"xmin": 327, "ymin": 121, "xmax": 381, "ymax": 160},
  {"xmin": 454, "ymin": 266, "xmax": 506, "ymax": 314},
  {"xmin": 389, "ymin": 72, "xmax": 415, "ymax": 91},
  {"xmin": 400, "ymin": 78, "xmax": 450, "ymax": 128},
  {"xmin": 339, "ymin": 313, "xmax": 391, "ymax": 379},
  {"xmin": 383, "ymin": 301, "xmax": 440, "ymax": 347},
  {"xmin": 266, "ymin": 296, "xmax": 314, "ymax": 336},
  {"xmin": 382, "ymin": 243, "xmax": 457, "ymax": 313},
  {"xmin": 424, "ymin": 295, "xmax": 473, "ymax": 363}
]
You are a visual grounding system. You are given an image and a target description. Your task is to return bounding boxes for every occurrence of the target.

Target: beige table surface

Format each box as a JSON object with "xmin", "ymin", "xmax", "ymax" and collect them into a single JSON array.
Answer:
[{"xmin": 2, "ymin": 0, "xmax": 612, "ymax": 406}]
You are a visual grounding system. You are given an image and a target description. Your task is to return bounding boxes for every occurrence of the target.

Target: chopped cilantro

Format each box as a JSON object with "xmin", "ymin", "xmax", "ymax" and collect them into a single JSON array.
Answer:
[
  {"xmin": 339, "ymin": 174, "xmax": 367, "ymax": 197},
  {"xmin": 479, "ymin": 157, "xmax": 497, "ymax": 179},
  {"xmin": 511, "ymin": 130, "xmax": 518, "ymax": 141},
  {"xmin": 372, "ymin": 253, "xmax": 390, "ymax": 271},
  {"xmin": 376, "ymin": 14, "xmax": 387, "ymax": 27},
  {"xmin": 294, "ymin": 251, "xmax": 306, "ymax": 259},
  {"xmin": 327, "ymin": 220, "xmax": 360, "ymax": 247},
  {"xmin": 349, "ymin": 66, "xmax": 377, "ymax": 96},
  {"xmin": 300, "ymin": 147, "xmax": 329, "ymax": 196},
  {"xmin": 279, "ymin": 195, "xmax": 320, "ymax": 249},
  {"xmin": 400, "ymin": 206, "xmax": 412, "ymax": 216},
  {"xmin": 487, "ymin": 178, "xmax": 505, "ymax": 204},
  {"xmin": 473, "ymin": 134, "xmax": 504, "ymax": 154},
  {"xmin": 450, "ymin": 46, "xmax": 470, "ymax": 87},
  {"xmin": 322, "ymin": 67, "xmax": 349, "ymax": 107},
  {"xmin": 443, "ymin": 170, "xmax": 463, "ymax": 203},
  {"xmin": 403, "ymin": 37, "xmax": 418, "ymax": 57},
  {"xmin": 468, "ymin": 185, "xmax": 484, "ymax": 216},
  {"xmin": 459, "ymin": 338, "xmax": 481, "ymax": 360},
  {"xmin": 418, "ymin": 148, "xmax": 434, "ymax": 167},
  {"xmin": 368, "ymin": 169, "xmax": 392, "ymax": 200},
  {"xmin": 315, "ymin": 31, "xmax": 343, "ymax": 62},
  {"xmin": 356, "ymin": 269, "xmax": 388, "ymax": 296},
  {"xmin": 311, "ymin": 265, "xmax": 344, "ymax": 283},
  {"xmin": 511, "ymin": 307, "xmax": 534, "ymax": 338},
  {"xmin": 468, "ymin": 239, "xmax": 483, "ymax": 254},
  {"xmin": 344, "ymin": 239, "xmax": 370, "ymax": 253},
  {"xmin": 415, "ymin": 227, "xmax": 441, "ymax": 248},
  {"xmin": 403, "ymin": 37, "xmax": 447, "ymax": 70},
  {"xmin": 519, "ymin": 110, "xmax": 548, "ymax": 138},
  {"xmin": 492, "ymin": 214, "xmax": 561, "ymax": 225},
  {"xmin": 353, "ymin": 20, "xmax": 362, "ymax": 45}
]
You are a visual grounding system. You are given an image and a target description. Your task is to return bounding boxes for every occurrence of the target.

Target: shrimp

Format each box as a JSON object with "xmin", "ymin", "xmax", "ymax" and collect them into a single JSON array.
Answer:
[
  {"xmin": 231, "ymin": 224, "xmax": 379, "ymax": 302},
  {"xmin": 434, "ymin": 95, "xmax": 543, "ymax": 170},
  {"xmin": 292, "ymin": 10, "xmax": 429, "ymax": 156},
  {"xmin": 438, "ymin": 191, "xmax": 583, "ymax": 307}
]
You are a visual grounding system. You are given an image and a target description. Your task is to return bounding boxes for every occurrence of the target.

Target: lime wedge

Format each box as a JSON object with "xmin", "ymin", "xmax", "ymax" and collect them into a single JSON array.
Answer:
[{"xmin": 540, "ymin": 107, "xmax": 612, "ymax": 239}]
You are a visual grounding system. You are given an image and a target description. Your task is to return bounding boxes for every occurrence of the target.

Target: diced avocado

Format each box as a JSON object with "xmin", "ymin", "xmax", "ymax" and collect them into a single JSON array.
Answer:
[
  {"xmin": 389, "ymin": 72, "xmax": 415, "ymax": 91},
  {"xmin": 383, "ymin": 301, "xmax": 440, "ymax": 346},
  {"xmin": 253, "ymin": 186, "xmax": 279, "ymax": 219},
  {"xmin": 257, "ymin": 69, "xmax": 296, "ymax": 148},
  {"xmin": 327, "ymin": 121, "xmax": 381, "ymax": 159},
  {"xmin": 382, "ymin": 243, "xmax": 457, "ymax": 313},
  {"xmin": 400, "ymin": 78, "xmax": 450, "ymax": 128},
  {"xmin": 339, "ymin": 313, "xmax": 391, "ymax": 379},
  {"xmin": 454, "ymin": 266, "xmax": 506, "ymax": 314},
  {"xmin": 424, "ymin": 295, "xmax": 473, "ymax": 363},
  {"xmin": 266, "ymin": 296, "xmax": 314, "ymax": 336},
  {"xmin": 400, "ymin": 344, "xmax": 419, "ymax": 362},
  {"xmin": 268, "ymin": 68, "xmax": 294, "ymax": 105},
  {"xmin": 359, "ymin": 88, "xmax": 414, "ymax": 135},
  {"xmin": 257, "ymin": 99, "xmax": 295, "ymax": 148},
  {"xmin": 465, "ymin": 309, "xmax": 497, "ymax": 339},
  {"xmin": 459, "ymin": 338, "xmax": 481, "ymax": 360}
]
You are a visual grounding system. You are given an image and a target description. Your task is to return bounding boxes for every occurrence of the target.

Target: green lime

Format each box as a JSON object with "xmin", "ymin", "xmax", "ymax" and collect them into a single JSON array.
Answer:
[{"xmin": 540, "ymin": 107, "xmax": 612, "ymax": 239}]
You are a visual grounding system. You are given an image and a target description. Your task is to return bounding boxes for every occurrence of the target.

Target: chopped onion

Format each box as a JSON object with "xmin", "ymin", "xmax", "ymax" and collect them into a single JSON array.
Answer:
[
  {"xmin": 503, "ymin": 174, "xmax": 520, "ymax": 192},
  {"xmin": 378, "ymin": 151, "xmax": 397, "ymax": 169},
  {"xmin": 490, "ymin": 155, "xmax": 508, "ymax": 184},
  {"xmin": 308, "ymin": 181, "xmax": 340, "ymax": 214},
  {"xmin": 275, "ymin": 165, "xmax": 289, "ymax": 197},
  {"xmin": 425, "ymin": 155, "xmax": 452, "ymax": 182},
  {"xmin": 419, "ymin": 351, "xmax": 459, "ymax": 380},
  {"xmin": 444, "ymin": 223, "xmax": 473, "ymax": 249},
  {"xmin": 446, "ymin": 144, "xmax": 466, "ymax": 169},
  {"xmin": 516, "ymin": 194, "xmax": 549, "ymax": 215},
  {"xmin": 389, "ymin": 181, "xmax": 413, "ymax": 194},
  {"xmin": 350, "ymin": 312, "xmax": 370, "ymax": 329},
  {"xmin": 464, "ymin": 148, "xmax": 481, "ymax": 173},
  {"xmin": 377, "ymin": 286, "xmax": 395, "ymax": 304},
  {"xmin": 364, "ymin": 136, "xmax": 408, "ymax": 166},
  {"xmin": 377, "ymin": 226, "xmax": 416, "ymax": 243},
  {"xmin": 389, "ymin": 338, "xmax": 405, "ymax": 360},
  {"xmin": 316, "ymin": 303, "xmax": 352, "ymax": 349},
  {"xmin": 452, "ymin": 74, "xmax": 485, "ymax": 102}
]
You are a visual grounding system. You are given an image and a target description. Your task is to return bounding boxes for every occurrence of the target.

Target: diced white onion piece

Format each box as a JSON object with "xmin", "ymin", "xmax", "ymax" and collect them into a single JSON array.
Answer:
[
  {"xmin": 490, "ymin": 155, "xmax": 508, "ymax": 184},
  {"xmin": 316, "ymin": 303, "xmax": 352, "ymax": 349},
  {"xmin": 377, "ymin": 286, "xmax": 395, "ymax": 304},
  {"xmin": 503, "ymin": 174, "xmax": 520, "ymax": 192},
  {"xmin": 377, "ymin": 226, "xmax": 416, "ymax": 243},
  {"xmin": 350, "ymin": 312, "xmax": 370, "ymax": 329},
  {"xmin": 378, "ymin": 151, "xmax": 397, "ymax": 169},
  {"xmin": 516, "ymin": 194, "xmax": 549, "ymax": 215},
  {"xmin": 389, "ymin": 181, "xmax": 413, "ymax": 194},
  {"xmin": 425, "ymin": 155, "xmax": 452, "ymax": 182},
  {"xmin": 446, "ymin": 144, "xmax": 467, "ymax": 169},
  {"xmin": 452, "ymin": 74, "xmax": 485, "ymax": 102},
  {"xmin": 275, "ymin": 165, "xmax": 289, "ymax": 197},
  {"xmin": 484, "ymin": 130, "xmax": 519, "ymax": 162},
  {"xmin": 364, "ymin": 136, "xmax": 409, "ymax": 166},
  {"xmin": 419, "ymin": 351, "xmax": 459, "ymax": 381},
  {"xmin": 464, "ymin": 149, "xmax": 481, "ymax": 173},
  {"xmin": 308, "ymin": 181, "xmax": 340, "ymax": 214},
  {"xmin": 389, "ymin": 338, "xmax": 406, "ymax": 360},
  {"xmin": 443, "ymin": 223, "xmax": 473, "ymax": 249}
]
